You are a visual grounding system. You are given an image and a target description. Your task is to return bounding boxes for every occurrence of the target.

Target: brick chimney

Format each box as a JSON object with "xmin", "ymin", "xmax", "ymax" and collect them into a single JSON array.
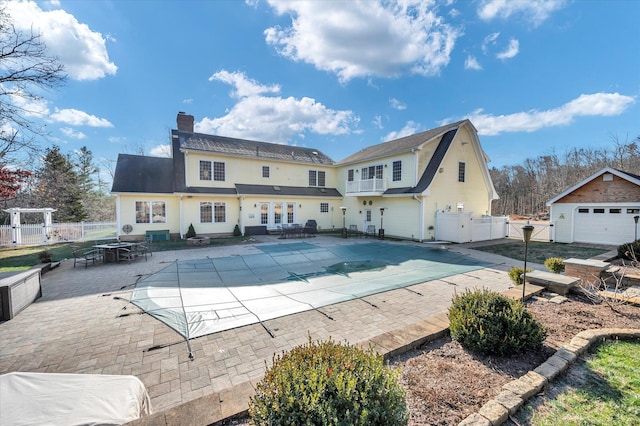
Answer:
[{"xmin": 176, "ymin": 111, "xmax": 194, "ymax": 132}]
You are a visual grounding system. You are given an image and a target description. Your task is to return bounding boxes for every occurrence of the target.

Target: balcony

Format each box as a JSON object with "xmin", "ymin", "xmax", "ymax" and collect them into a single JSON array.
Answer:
[{"xmin": 345, "ymin": 178, "xmax": 387, "ymax": 195}]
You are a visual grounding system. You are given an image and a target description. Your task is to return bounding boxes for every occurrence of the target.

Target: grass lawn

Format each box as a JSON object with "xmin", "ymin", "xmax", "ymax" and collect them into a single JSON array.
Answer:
[
  {"xmin": 0, "ymin": 236, "xmax": 255, "ymax": 272},
  {"xmin": 514, "ymin": 339, "xmax": 640, "ymax": 425},
  {"xmin": 471, "ymin": 241, "xmax": 612, "ymax": 264}
]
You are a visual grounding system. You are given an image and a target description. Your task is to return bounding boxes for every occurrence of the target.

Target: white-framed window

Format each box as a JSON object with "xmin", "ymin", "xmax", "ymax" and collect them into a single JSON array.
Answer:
[
  {"xmin": 262, "ymin": 166, "xmax": 270, "ymax": 178},
  {"xmin": 214, "ymin": 202, "xmax": 226, "ymax": 223},
  {"xmin": 200, "ymin": 201, "xmax": 226, "ymax": 223},
  {"xmin": 199, "ymin": 160, "xmax": 225, "ymax": 181},
  {"xmin": 458, "ymin": 162, "xmax": 466, "ymax": 183},
  {"xmin": 320, "ymin": 202, "xmax": 329, "ymax": 213},
  {"xmin": 200, "ymin": 202, "xmax": 213, "ymax": 223},
  {"xmin": 309, "ymin": 170, "xmax": 326, "ymax": 187},
  {"xmin": 261, "ymin": 203, "xmax": 268, "ymax": 225},
  {"xmin": 361, "ymin": 165, "xmax": 383, "ymax": 179},
  {"xmin": 136, "ymin": 201, "xmax": 166, "ymax": 224},
  {"xmin": 347, "ymin": 169, "xmax": 354, "ymax": 182},
  {"xmin": 199, "ymin": 160, "xmax": 211, "ymax": 180},
  {"xmin": 392, "ymin": 161, "xmax": 402, "ymax": 181}
]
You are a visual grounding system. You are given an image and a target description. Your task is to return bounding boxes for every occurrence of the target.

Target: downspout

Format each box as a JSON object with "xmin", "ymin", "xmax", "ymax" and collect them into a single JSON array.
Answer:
[
  {"xmin": 115, "ymin": 195, "xmax": 121, "ymax": 239},
  {"xmin": 239, "ymin": 196, "xmax": 245, "ymax": 235},
  {"xmin": 179, "ymin": 194, "xmax": 184, "ymax": 239},
  {"xmin": 413, "ymin": 194, "xmax": 424, "ymax": 241}
]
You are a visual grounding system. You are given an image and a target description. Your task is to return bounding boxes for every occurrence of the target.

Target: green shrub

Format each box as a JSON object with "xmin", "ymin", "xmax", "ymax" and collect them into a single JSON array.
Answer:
[
  {"xmin": 248, "ymin": 338, "xmax": 408, "ymax": 426},
  {"xmin": 618, "ymin": 240, "xmax": 640, "ymax": 261},
  {"xmin": 233, "ymin": 224, "xmax": 242, "ymax": 237},
  {"xmin": 508, "ymin": 266, "xmax": 532, "ymax": 285},
  {"xmin": 544, "ymin": 257, "xmax": 565, "ymax": 273},
  {"xmin": 448, "ymin": 288, "xmax": 547, "ymax": 356},
  {"xmin": 185, "ymin": 223, "xmax": 196, "ymax": 238}
]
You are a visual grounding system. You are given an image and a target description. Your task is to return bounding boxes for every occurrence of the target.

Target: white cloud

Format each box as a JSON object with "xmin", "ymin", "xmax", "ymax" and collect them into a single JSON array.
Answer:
[
  {"xmin": 372, "ymin": 115, "xmax": 383, "ymax": 129},
  {"xmin": 457, "ymin": 93, "xmax": 636, "ymax": 136},
  {"xmin": 209, "ymin": 70, "xmax": 280, "ymax": 98},
  {"xmin": 465, "ymin": 55, "xmax": 482, "ymax": 70},
  {"xmin": 481, "ymin": 32, "xmax": 500, "ymax": 54},
  {"xmin": 198, "ymin": 70, "xmax": 358, "ymax": 142},
  {"xmin": 108, "ymin": 136, "xmax": 124, "ymax": 143},
  {"xmin": 7, "ymin": 88, "xmax": 50, "ymax": 117},
  {"xmin": 149, "ymin": 144, "xmax": 171, "ymax": 157},
  {"xmin": 389, "ymin": 98, "xmax": 407, "ymax": 110},
  {"xmin": 5, "ymin": 0, "xmax": 117, "ymax": 80},
  {"xmin": 264, "ymin": 0, "xmax": 461, "ymax": 82},
  {"xmin": 182, "ymin": 98, "xmax": 193, "ymax": 104},
  {"xmin": 60, "ymin": 127, "xmax": 86, "ymax": 139},
  {"xmin": 477, "ymin": 0, "xmax": 566, "ymax": 27},
  {"xmin": 496, "ymin": 38, "xmax": 519, "ymax": 59},
  {"xmin": 383, "ymin": 121, "xmax": 420, "ymax": 141},
  {"xmin": 50, "ymin": 108, "xmax": 113, "ymax": 127}
]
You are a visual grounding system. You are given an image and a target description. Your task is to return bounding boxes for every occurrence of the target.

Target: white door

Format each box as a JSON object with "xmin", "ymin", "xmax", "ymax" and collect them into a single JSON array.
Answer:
[
  {"xmin": 574, "ymin": 206, "xmax": 638, "ymax": 245},
  {"xmin": 363, "ymin": 209, "xmax": 374, "ymax": 234}
]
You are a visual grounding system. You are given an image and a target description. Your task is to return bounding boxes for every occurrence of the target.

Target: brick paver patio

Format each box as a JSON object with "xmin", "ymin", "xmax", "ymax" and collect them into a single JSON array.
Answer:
[{"xmin": 0, "ymin": 236, "xmax": 521, "ymax": 415}]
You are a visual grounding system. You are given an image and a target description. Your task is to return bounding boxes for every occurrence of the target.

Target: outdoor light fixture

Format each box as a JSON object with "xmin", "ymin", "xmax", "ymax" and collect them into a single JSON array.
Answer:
[
  {"xmin": 340, "ymin": 206, "xmax": 347, "ymax": 238},
  {"xmin": 379, "ymin": 207, "xmax": 385, "ymax": 240},
  {"xmin": 521, "ymin": 225, "xmax": 534, "ymax": 302},
  {"xmin": 634, "ymin": 215, "xmax": 640, "ymax": 241}
]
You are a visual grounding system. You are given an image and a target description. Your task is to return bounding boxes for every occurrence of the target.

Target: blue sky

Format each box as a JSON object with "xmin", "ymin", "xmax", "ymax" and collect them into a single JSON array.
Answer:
[{"xmin": 5, "ymin": 0, "xmax": 639, "ymax": 182}]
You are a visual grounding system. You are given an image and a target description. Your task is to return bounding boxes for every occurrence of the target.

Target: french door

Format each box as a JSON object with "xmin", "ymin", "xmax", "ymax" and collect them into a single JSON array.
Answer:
[{"xmin": 260, "ymin": 202, "xmax": 296, "ymax": 228}]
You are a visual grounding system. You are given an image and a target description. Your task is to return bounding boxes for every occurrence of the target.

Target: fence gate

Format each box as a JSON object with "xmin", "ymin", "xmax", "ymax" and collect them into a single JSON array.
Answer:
[
  {"xmin": 435, "ymin": 212, "xmax": 508, "ymax": 243},
  {"xmin": 507, "ymin": 221, "xmax": 553, "ymax": 242}
]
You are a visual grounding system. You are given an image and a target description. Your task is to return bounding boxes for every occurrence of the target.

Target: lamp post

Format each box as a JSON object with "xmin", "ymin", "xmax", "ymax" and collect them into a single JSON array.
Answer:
[
  {"xmin": 340, "ymin": 206, "xmax": 347, "ymax": 238},
  {"xmin": 521, "ymin": 225, "xmax": 534, "ymax": 303},
  {"xmin": 379, "ymin": 207, "xmax": 385, "ymax": 240},
  {"xmin": 634, "ymin": 215, "xmax": 639, "ymax": 241}
]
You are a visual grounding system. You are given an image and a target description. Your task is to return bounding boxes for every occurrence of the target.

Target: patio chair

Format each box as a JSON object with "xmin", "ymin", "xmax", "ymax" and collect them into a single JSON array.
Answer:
[
  {"xmin": 347, "ymin": 225, "xmax": 361, "ymax": 238},
  {"xmin": 365, "ymin": 225, "xmax": 376, "ymax": 238},
  {"xmin": 143, "ymin": 236, "xmax": 153, "ymax": 257},
  {"xmin": 71, "ymin": 245, "xmax": 101, "ymax": 268},
  {"xmin": 117, "ymin": 247, "xmax": 136, "ymax": 264},
  {"xmin": 132, "ymin": 242, "xmax": 149, "ymax": 261}
]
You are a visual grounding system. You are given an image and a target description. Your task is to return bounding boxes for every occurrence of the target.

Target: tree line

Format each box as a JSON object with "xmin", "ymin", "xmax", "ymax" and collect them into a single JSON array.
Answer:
[{"xmin": 490, "ymin": 136, "xmax": 640, "ymax": 217}]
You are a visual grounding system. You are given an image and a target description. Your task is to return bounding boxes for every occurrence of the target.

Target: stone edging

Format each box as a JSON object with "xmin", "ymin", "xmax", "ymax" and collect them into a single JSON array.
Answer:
[{"xmin": 458, "ymin": 328, "xmax": 640, "ymax": 426}]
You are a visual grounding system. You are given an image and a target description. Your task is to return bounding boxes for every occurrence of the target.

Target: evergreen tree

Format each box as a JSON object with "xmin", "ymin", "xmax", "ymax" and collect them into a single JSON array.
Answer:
[{"xmin": 33, "ymin": 146, "xmax": 86, "ymax": 222}]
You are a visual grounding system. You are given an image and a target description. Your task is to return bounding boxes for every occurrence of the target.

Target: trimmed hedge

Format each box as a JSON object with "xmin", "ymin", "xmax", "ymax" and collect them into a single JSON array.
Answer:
[
  {"xmin": 249, "ymin": 338, "xmax": 408, "ymax": 426},
  {"xmin": 508, "ymin": 266, "xmax": 532, "ymax": 285}
]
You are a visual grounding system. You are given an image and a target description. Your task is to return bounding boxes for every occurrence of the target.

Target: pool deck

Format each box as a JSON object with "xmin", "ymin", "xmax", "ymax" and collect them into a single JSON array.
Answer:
[{"xmin": 1, "ymin": 236, "xmax": 546, "ymax": 425}]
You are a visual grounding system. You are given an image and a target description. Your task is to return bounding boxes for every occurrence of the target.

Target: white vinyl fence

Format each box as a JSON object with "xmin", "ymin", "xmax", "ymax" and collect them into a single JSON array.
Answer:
[
  {"xmin": 435, "ymin": 212, "xmax": 553, "ymax": 243},
  {"xmin": 0, "ymin": 222, "xmax": 117, "ymax": 247}
]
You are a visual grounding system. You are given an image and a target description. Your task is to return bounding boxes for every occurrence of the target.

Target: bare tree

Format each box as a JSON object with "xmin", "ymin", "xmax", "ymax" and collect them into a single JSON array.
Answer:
[{"xmin": 0, "ymin": 7, "xmax": 66, "ymax": 165}]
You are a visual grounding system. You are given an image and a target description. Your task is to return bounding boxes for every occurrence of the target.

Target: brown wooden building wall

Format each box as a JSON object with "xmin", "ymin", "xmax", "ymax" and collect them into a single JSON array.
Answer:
[{"xmin": 557, "ymin": 174, "xmax": 640, "ymax": 204}]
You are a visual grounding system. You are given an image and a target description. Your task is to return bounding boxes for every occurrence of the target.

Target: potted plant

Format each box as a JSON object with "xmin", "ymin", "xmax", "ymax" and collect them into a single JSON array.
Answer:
[{"xmin": 38, "ymin": 250, "xmax": 53, "ymax": 263}]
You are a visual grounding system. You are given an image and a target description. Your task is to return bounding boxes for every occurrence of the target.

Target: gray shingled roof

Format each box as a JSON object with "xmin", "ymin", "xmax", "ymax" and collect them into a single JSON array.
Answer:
[
  {"xmin": 178, "ymin": 131, "xmax": 335, "ymax": 165},
  {"xmin": 111, "ymin": 154, "xmax": 174, "ymax": 193},
  {"xmin": 337, "ymin": 119, "xmax": 468, "ymax": 165},
  {"xmin": 383, "ymin": 128, "xmax": 458, "ymax": 195},
  {"xmin": 235, "ymin": 184, "xmax": 342, "ymax": 197}
]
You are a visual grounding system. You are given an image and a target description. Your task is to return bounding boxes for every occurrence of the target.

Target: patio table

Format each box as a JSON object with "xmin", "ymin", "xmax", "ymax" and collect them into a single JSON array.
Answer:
[{"xmin": 93, "ymin": 242, "xmax": 134, "ymax": 263}]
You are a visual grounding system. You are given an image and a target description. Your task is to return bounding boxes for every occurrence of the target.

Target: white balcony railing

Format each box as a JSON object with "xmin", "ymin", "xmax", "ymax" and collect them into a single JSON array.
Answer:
[{"xmin": 345, "ymin": 178, "xmax": 387, "ymax": 194}]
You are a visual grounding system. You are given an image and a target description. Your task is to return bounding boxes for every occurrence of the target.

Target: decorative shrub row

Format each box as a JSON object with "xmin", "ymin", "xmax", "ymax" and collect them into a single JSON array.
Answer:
[
  {"xmin": 249, "ymin": 338, "xmax": 408, "ymax": 426},
  {"xmin": 448, "ymin": 288, "xmax": 546, "ymax": 356}
]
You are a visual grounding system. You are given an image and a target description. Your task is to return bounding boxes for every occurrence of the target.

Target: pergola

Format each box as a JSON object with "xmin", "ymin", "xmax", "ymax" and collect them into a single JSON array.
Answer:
[{"xmin": 3, "ymin": 208, "xmax": 56, "ymax": 245}]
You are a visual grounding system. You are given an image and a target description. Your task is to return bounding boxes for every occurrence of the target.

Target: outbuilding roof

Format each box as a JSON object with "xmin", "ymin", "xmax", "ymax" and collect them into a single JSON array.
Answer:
[{"xmin": 546, "ymin": 166, "xmax": 640, "ymax": 205}]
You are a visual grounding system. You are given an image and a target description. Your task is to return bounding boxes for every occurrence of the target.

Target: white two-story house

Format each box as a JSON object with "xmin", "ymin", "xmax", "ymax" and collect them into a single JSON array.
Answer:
[{"xmin": 111, "ymin": 113, "xmax": 498, "ymax": 242}]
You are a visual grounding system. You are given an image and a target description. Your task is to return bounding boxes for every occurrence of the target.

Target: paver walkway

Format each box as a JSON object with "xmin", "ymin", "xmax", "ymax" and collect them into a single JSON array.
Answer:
[{"xmin": 0, "ymin": 236, "xmax": 520, "ymax": 417}]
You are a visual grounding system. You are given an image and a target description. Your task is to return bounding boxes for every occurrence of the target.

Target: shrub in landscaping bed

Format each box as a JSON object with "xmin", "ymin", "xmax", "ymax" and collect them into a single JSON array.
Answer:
[
  {"xmin": 544, "ymin": 257, "xmax": 565, "ymax": 273},
  {"xmin": 448, "ymin": 288, "xmax": 547, "ymax": 356},
  {"xmin": 508, "ymin": 266, "xmax": 532, "ymax": 285},
  {"xmin": 249, "ymin": 338, "xmax": 408, "ymax": 426}
]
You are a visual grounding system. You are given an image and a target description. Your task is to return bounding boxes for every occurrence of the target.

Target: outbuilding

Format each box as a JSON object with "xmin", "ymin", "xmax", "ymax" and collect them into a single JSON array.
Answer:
[{"xmin": 547, "ymin": 167, "xmax": 640, "ymax": 245}]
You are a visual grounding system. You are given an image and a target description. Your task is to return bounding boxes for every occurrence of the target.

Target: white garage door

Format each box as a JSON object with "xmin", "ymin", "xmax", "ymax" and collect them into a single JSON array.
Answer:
[{"xmin": 574, "ymin": 207, "xmax": 640, "ymax": 245}]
